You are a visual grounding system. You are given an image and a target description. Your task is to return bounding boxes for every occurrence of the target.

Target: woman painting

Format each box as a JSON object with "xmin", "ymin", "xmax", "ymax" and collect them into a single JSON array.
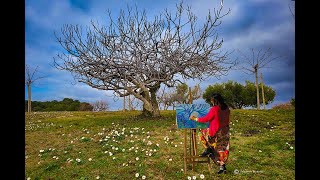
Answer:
[{"xmin": 190, "ymin": 93, "xmax": 230, "ymax": 174}]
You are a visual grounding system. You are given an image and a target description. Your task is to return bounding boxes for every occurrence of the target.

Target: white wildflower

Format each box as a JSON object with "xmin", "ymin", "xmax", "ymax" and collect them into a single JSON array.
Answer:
[{"xmin": 135, "ymin": 173, "xmax": 139, "ymax": 178}]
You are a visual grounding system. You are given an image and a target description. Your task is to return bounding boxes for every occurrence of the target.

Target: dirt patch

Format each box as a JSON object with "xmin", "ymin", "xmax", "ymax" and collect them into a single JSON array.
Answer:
[{"xmin": 241, "ymin": 129, "xmax": 260, "ymax": 136}]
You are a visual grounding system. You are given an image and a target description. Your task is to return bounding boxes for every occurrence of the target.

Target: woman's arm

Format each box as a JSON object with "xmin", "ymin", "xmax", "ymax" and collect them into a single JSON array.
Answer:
[{"xmin": 197, "ymin": 107, "xmax": 216, "ymax": 123}]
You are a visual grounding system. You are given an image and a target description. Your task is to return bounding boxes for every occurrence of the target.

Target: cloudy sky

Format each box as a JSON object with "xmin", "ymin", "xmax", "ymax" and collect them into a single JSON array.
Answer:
[{"xmin": 25, "ymin": 0, "xmax": 295, "ymax": 110}]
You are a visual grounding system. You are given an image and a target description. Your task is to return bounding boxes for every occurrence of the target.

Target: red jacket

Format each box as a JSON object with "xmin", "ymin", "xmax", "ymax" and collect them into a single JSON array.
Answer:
[{"xmin": 198, "ymin": 105, "xmax": 230, "ymax": 137}]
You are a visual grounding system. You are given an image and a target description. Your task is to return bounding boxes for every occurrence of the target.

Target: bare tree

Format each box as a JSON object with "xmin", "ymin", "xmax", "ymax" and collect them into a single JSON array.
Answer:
[
  {"xmin": 53, "ymin": 0, "xmax": 235, "ymax": 117},
  {"xmin": 128, "ymin": 95, "xmax": 142, "ymax": 110},
  {"xmin": 173, "ymin": 83, "xmax": 201, "ymax": 105},
  {"xmin": 25, "ymin": 64, "xmax": 46, "ymax": 113},
  {"xmin": 92, "ymin": 100, "xmax": 109, "ymax": 111},
  {"xmin": 157, "ymin": 86, "xmax": 176, "ymax": 110},
  {"xmin": 237, "ymin": 48, "xmax": 281, "ymax": 110},
  {"xmin": 288, "ymin": 0, "xmax": 295, "ymax": 19},
  {"xmin": 157, "ymin": 83, "xmax": 201, "ymax": 110}
]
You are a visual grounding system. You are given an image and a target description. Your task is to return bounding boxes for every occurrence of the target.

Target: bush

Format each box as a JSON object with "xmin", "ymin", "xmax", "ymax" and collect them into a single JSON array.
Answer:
[{"xmin": 290, "ymin": 98, "xmax": 295, "ymax": 107}]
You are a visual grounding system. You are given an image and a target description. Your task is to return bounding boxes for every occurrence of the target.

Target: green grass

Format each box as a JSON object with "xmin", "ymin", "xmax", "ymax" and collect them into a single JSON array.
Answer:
[{"xmin": 25, "ymin": 109, "xmax": 295, "ymax": 179}]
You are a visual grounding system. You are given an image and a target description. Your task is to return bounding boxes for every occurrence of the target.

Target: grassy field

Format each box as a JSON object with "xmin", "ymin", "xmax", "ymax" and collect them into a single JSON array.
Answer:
[{"xmin": 25, "ymin": 109, "xmax": 295, "ymax": 180}]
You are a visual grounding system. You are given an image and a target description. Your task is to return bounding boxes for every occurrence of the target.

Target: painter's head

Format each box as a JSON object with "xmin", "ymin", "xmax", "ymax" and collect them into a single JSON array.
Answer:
[{"xmin": 210, "ymin": 93, "xmax": 225, "ymax": 107}]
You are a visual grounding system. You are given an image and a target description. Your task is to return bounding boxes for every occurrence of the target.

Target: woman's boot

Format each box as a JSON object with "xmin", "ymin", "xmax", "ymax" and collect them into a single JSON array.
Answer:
[{"xmin": 217, "ymin": 164, "xmax": 226, "ymax": 174}]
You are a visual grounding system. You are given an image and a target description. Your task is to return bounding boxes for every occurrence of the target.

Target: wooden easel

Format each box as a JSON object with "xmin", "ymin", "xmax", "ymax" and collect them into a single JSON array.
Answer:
[{"xmin": 183, "ymin": 87, "xmax": 211, "ymax": 174}]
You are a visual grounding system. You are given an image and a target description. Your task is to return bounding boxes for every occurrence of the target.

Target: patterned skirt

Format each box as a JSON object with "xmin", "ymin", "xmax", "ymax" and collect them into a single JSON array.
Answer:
[{"xmin": 199, "ymin": 126, "xmax": 230, "ymax": 165}]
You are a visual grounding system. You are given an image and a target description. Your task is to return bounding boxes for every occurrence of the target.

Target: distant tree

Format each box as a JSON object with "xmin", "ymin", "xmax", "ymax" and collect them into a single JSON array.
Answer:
[
  {"xmin": 61, "ymin": 98, "xmax": 81, "ymax": 111},
  {"xmin": 79, "ymin": 102, "xmax": 94, "ymax": 111},
  {"xmin": 157, "ymin": 86, "xmax": 175, "ymax": 110},
  {"xmin": 237, "ymin": 48, "xmax": 280, "ymax": 110},
  {"xmin": 203, "ymin": 80, "xmax": 276, "ymax": 109},
  {"xmin": 243, "ymin": 81, "xmax": 276, "ymax": 108},
  {"xmin": 53, "ymin": 0, "xmax": 235, "ymax": 117},
  {"xmin": 173, "ymin": 83, "xmax": 201, "ymax": 105},
  {"xmin": 92, "ymin": 100, "xmax": 109, "ymax": 112},
  {"xmin": 290, "ymin": 98, "xmax": 295, "ymax": 107},
  {"xmin": 26, "ymin": 98, "xmax": 89, "ymax": 111},
  {"xmin": 203, "ymin": 81, "xmax": 245, "ymax": 109},
  {"xmin": 288, "ymin": 0, "xmax": 295, "ymax": 19},
  {"xmin": 25, "ymin": 64, "xmax": 46, "ymax": 113},
  {"xmin": 157, "ymin": 83, "xmax": 201, "ymax": 110}
]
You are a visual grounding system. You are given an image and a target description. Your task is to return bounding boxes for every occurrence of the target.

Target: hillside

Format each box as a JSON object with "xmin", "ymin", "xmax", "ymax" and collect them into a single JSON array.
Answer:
[{"xmin": 25, "ymin": 109, "xmax": 295, "ymax": 179}]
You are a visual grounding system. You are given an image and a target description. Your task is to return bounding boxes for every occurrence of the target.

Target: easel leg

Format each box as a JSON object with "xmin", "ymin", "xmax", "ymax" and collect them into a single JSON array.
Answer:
[
  {"xmin": 184, "ymin": 129, "xmax": 187, "ymax": 174},
  {"xmin": 193, "ymin": 129, "xmax": 198, "ymax": 156},
  {"xmin": 190, "ymin": 129, "xmax": 198, "ymax": 171}
]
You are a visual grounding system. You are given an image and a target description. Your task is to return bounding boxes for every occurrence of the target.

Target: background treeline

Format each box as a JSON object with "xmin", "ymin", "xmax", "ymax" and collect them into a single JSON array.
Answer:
[
  {"xmin": 25, "ymin": 98, "xmax": 93, "ymax": 112},
  {"xmin": 202, "ymin": 80, "xmax": 276, "ymax": 109}
]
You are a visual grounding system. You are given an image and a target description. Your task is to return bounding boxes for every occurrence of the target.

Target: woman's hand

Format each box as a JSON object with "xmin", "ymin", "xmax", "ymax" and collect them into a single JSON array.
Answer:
[{"xmin": 190, "ymin": 115, "xmax": 198, "ymax": 121}]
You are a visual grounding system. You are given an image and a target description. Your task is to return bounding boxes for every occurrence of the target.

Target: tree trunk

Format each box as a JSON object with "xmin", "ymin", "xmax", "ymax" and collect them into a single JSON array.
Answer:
[
  {"xmin": 140, "ymin": 90, "xmax": 160, "ymax": 117},
  {"xmin": 150, "ymin": 89, "xmax": 160, "ymax": 117},
  {"xmin": 255, "ymin": 69, "xmax": 260, "ymax": 110},
  {"xmin": 28, "ymin": 84, "xmax": 31, "ymax": 113},
  {"xmin": 123, "ymin": 89, "xmax": 126, "ymax": 112},
  {"xmin": 260, "ymin": 73, "xmax": 266, "ymax": 110},
  {"xmin": 128, "ymin": 95, "xmax": 131, "ymax": 111}
]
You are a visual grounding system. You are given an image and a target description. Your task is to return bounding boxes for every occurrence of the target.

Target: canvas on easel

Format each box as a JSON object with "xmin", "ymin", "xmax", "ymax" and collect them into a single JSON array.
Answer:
[{"xmin": 176, "ymin": 104, "xmax": 210, "ymax": 129}]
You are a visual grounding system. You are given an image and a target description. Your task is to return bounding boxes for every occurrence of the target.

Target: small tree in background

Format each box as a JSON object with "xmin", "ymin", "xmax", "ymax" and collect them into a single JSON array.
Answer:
[
  {"xmin": 237, "ymin": 48, "xmax": 280, "ymax": 110},
  {"xmin": 157, "ymin": 86, "xmax": 176, "ymax": 110},
  {"xmin": 290, "ymin": 98, "xmax": 295, "ymax": 107},
  {"xmin": 79, "ymin": 102, "xmax": 94, "ymax": 111},
  {"xmin": 92, "ymin": 100, "xmax": 109, "ymax": 112},
  {"xmin": 25, "ymin": 64, "xmax": 47, "ymax": 113},
  {"xmin": 203, "ymin": 80, "xmax": 276, "ymax": 109},
  {"xmin": 157, "ymin": 83, "xmax": 201, "ymax": 110},
  {"xmin": 203, "ymin": 80, "xmax": 245, "ymax": 109},
  {"xmin": 242, "ymin": 81, "xmax": 276, "ymax": 108}
]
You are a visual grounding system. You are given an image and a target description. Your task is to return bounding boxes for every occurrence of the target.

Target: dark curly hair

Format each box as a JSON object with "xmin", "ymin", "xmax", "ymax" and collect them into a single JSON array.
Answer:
[{"xmin": 211, "ymin": 93, "xmax": 228, "ymax": 110}]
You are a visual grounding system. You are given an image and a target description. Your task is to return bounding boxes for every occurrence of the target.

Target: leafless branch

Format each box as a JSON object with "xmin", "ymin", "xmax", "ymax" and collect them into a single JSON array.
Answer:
[
  {"xmin": 25, "ymin": 64, "xmax": 47, "ymax": 86},
  {"xmin": 288, "ymin": 1, "xmax": 295, "ymax": 19},
  {"xmin": 237, "ymin": 48, "xmax": 281, "ymax": 74},
  {"xmin": 53, "ymin": 0, "xmax": 234, "ymax": 115}
]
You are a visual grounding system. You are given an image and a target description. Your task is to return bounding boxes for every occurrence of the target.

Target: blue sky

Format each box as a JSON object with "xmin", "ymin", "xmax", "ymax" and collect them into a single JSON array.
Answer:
[{"xmin": 25, "ymin": 0, "xmax": 295, "ymax": 110}]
